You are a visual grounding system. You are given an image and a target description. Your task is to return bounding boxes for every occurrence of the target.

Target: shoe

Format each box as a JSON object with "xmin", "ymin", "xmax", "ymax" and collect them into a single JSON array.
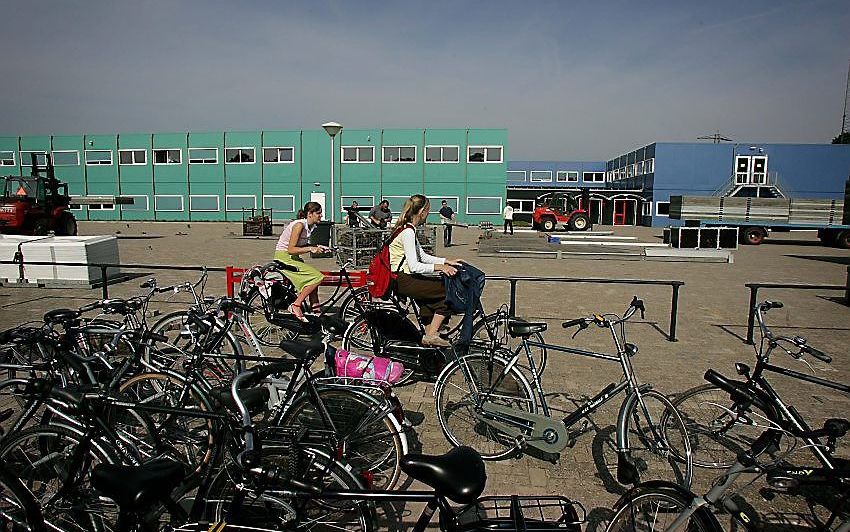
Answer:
[
  {"xmin": 422, "ymin": 334, "xmax": 450, "ymax": 347},
  {"xmin": 288, "ymin": 304, "xmax": 308, "ymax": 323}
]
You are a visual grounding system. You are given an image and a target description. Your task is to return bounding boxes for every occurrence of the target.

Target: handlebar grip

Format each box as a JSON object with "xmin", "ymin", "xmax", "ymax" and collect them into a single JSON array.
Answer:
[
  {"xmin": 239, "ymin": 361, "xmax": 298, "ymax": 388},
  {"xmin": 762, "ymin": 300, "xmax": 783, "ymax": 310},
  {"xmin": 803, "ymin": 346, "xmax": 832, "ymax": 363},
  {"xmin": 79, "ymin": 302, "xmax": 101, "ymax": 312},
  {"xmin": 273, "ymin": 260, "xmax": 299, "ymax": 272},
  {"xmin": 704, "ymin": 369, "xmax": 757, "ymax": 405},
  {"xmin": 145, "ymin": 331, "xmax": 169, "ymax": 343},
  {"xmin": 236, "ymin": 300, "xmax": 255, "ymax": 313},
  {"xmin": 561, "ymin": 318, "xmax": 585, "ymax": 329}
]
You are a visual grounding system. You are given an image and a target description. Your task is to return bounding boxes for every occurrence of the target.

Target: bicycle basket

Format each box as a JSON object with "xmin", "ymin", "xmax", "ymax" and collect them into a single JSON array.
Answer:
[{"xmin": 455, "ymin": 496, "xmax": 585, "ymax": 532}]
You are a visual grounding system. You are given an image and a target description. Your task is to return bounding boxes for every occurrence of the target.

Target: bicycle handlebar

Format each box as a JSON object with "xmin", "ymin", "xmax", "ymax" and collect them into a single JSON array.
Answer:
[{"xmin": 704, "ymin": 369, "xmax": 758, "ymax": 405}]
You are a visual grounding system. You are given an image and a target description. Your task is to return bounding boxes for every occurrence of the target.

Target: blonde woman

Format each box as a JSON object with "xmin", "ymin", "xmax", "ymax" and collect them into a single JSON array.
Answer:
[
  {"xmin": 389, "ymin": 194, "xmax": 463, "ymax": 347},
  {"xmin": 274, "ymin": 201, "xmax": 328, "ymax": 321}
]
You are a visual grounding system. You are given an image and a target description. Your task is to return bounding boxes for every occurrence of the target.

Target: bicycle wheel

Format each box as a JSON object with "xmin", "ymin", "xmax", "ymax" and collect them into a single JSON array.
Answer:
[
  {"xmin": 668, "ymin": 383, "xmax": 776, "ymax": 469},
  {"xmin": 341, "ymin": 313, "xmax": 419, "ymax": 386},
  {"xmin": 435, "ymin": 353, "xmax": 536, "ymax": 460},
  {"xmin": 470, "ymin": 312, "xmax": 547, "ymax": 375},
  {"xmin": 280, "ymin": 387, "xmax": 404, "ymax": 490},
  {"xmin": 606, "ymin": 485, "xmax": 720, "ymax": 532},
  {"xmin": 118, "ymin": 372, "xmax": 215, "ymax": 473},
  {"xmin": 244, "ymin": 288, "xmax": 299, "ymax": 346},
  {"xmin": 0, "ymin": 462, "xmax": 45, "ymax": 532},
  {"xmin": 0, "ymin": 423, "xmax": 120, "ymax": 532},
  {"xmin": 621, "ymin": 390, "xmax": 693, "ymax": 489},
  {"xmin": 337, "ymin": 286, "xmax": 372, "ymax": 323},
  {"xmin": 209, "ymin": 445, "xmax": 373, "ymax": 532}
]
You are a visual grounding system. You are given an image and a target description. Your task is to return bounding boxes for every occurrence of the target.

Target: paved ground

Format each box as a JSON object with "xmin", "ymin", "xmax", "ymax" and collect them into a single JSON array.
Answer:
[{"xmin": 1, "ymin": 221, "xmax": 849, "ymax": 529}]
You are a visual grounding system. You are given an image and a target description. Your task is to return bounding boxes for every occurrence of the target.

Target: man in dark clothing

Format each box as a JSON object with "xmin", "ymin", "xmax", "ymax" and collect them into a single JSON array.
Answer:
[
  {"xmin": 438, "ymin": 200, "xmax": 455, "ymax": 247},
  {"xmin": 369, "ymin": 200, "xmax": 392, "ymax": 228},
  {"xmin": 346, "ymin": 201, "xmax": 361, "ymax": 228}
]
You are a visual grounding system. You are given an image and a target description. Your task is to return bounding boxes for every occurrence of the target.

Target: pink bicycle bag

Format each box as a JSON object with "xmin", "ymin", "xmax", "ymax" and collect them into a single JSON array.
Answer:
[{"xmin": 334, "ymin": 349, "xmax": 404, "ymax": 384}]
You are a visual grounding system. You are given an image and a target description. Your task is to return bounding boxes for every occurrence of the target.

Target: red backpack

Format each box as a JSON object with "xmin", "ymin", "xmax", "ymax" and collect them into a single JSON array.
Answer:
[{"xmin": 366, "ymin": 224, "xmax": 411, "ymax": 299}]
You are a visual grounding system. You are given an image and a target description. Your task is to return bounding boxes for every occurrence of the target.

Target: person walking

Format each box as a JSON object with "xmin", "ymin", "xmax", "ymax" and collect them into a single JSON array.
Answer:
[
  {"xmin": 438, "ymin": 199, "xmax": 455, "ymax": 247},
  {"xmin": 389, "ymin": 194, "xmax": 463, "ymax": 347},
  {"xmin": 503, "ymin": 203, "xmax": 514, "ymax": 234},
  {"xmin": 273, "ymin": 201, "xmax": 328, "ymax": 321},
  {"xmin": 346, "ymin": 200, "xmax": 361, "ymax": 228}
]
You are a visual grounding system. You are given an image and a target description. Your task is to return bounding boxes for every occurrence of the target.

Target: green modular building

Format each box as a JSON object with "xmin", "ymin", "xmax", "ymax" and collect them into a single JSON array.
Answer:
[{"xmin": 0, "ymin": 129, "xmax": 507, "ymax": 224}]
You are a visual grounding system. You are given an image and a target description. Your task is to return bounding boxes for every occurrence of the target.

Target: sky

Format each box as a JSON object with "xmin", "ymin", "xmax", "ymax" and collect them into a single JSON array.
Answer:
[{"xmin": 1, "ymin": 0, "xmax": 849, "ymax": 160}]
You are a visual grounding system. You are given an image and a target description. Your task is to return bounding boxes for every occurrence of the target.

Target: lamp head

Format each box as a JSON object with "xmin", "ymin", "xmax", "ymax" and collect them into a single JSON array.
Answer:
[{"xmin": 322, "ymin": 122, "xmax": 343, "ymax": 137}]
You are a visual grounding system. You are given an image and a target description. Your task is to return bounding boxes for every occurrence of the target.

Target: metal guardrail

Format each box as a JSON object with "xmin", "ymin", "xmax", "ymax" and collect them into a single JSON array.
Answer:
[
  {"xmin": 744, "ymin": 267, "xmax": 850, "ymax": 345},
  {"xmin": 1, "ymin": 259, "xmax": 685, "ymax": 342}
]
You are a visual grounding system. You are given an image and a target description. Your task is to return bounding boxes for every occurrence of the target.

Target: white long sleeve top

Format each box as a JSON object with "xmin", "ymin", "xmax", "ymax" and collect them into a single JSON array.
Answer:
[{"xmin": 388, "ymin": 226, "xmax": 445, "ymax": 275}]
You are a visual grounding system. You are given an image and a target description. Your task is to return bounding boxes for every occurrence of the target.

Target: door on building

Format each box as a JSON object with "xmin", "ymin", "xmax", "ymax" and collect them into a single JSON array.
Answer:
[
  {"xmin": 579, "ymin": 198, "xmax": 603, "ymax": 225},
  {"xmin": 310, "ymin": 192, "xmax": 326, "ymax": 215},
  {"xmin": 613, "ymin": 199, "xmax": 636, "ymax": 226},
  {"xmin": 751, "ymin": 156, "xmax": 767, "ymax": 184}
]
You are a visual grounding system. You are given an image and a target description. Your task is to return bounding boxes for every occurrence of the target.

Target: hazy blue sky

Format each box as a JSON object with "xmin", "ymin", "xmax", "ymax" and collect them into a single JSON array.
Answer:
[{"xmin": 2, "ymin": 0, "xmax": 849, "ymax": 159}]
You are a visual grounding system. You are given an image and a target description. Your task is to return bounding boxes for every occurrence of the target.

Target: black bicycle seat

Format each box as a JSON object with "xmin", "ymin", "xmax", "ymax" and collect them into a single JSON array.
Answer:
[
  {"xmin": 209, "ymin": 386, "xmax": 270, "ymax": 414},
  {"xmin": 401, "ymin": 446, "xmax": 486, "ymax": 504},
  {"xmin": 507, "ymin": 319, "xmax": 548, "ymax": 338},
  {"xmin": 43, "ymin": 308, "xmax": 81, "ymax": 324},
  {"xmin": 320, "ymin": 315, "xmax": 349, "ymax": 336},
  {"xmin": 279, "ymin": 339, "xmax": 324, "ymax": 361},
  {"xmin": 92, "ymin": 459, "xmax": 185, "ymax": 512}
]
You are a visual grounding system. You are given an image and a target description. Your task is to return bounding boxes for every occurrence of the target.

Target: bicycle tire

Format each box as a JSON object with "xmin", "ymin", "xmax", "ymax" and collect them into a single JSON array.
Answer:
[
  {"xmin": 435, "ymin": 353, "xmax": 537, "ymax": 460},
  {"xmin": 243, "ymin": 288, "xmax": 299, "ymax": 346},
  {"xmin": 606, "ymin": 483, "xmax": 721, "ymax": 532},
  {"xmin": 621, "ymin": 390, "xmax": 693, "ymax": 490},
  {"xmin": 0, "ymin": 462, "xmax": 46, "ymax": 532},
  {"xmin": 668, "ymin": 383, "xmax": 777, "ymax": 469},
  {"xmin": 337, "ymin": 286, "xmax": 372, "ymax": 323},
  {"xmin": 279, "ymin": 387, "xmax": 404, "ymax": 490},
  {"xmin": 0, "ymin": 423, "xmax": 121, "ymax": 532},
  {"xmin": 470, "ymin": 312, "xmax": 548, "ymax": 375},
  {"xmin": 341, "ymin": 313, "xmax": 418, "ymax": 385}
]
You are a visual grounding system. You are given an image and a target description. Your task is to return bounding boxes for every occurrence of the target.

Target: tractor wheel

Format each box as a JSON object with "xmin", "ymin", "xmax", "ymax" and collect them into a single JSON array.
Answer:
[
  {"xmin": 56, "ymin": 212, "xmax": 78, "ymax": 236},
  {"xmin": 569, "ymin": 214, "xmax": 590, "ymax": 231},
  {"xmin": 740, "ymin": 226, "xmax": 766, "ymax": 245},
  {"xmin": 835, "ymin": 230, "xmax": 850, "ymax": 250},
  {"xmin": 541, "ymin": 217, "xmax": 556, "ymax": 231},
  {"xmin": 31, "ymin": 218, "xmax": 49, "ymax": 236}
]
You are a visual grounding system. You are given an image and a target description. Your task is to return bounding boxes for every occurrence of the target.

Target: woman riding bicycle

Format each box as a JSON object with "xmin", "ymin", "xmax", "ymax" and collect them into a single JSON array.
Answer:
[
  {"xmin": 389, "ymin": 194, "xmax": 463, "ymax": 347},
  {"xmin": 274, "ymin": 201, "xmax": 328, "ymax": 321}
]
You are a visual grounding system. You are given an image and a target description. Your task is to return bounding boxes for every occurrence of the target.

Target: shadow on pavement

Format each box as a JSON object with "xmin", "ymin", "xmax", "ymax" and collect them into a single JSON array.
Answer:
[{"xmin": 786, "ymin": 254, "xmax": 850, "ymax": 265}]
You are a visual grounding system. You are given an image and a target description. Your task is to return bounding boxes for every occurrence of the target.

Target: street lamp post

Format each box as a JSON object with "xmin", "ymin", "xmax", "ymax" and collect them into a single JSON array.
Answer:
[{"xmin": 322, "ymin": 122, "xmax": 343, "ymax": 222}]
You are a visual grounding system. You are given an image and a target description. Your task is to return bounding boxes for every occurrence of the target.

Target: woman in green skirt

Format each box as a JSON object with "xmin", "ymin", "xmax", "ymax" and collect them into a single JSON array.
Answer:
[{"xmin": 274, "ymin": 201, "xmax": 328, "ymax": 321}]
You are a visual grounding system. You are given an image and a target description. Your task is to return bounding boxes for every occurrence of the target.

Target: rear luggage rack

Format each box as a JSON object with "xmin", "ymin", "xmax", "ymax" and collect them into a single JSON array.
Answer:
[{"xmin": 456, "ymin": 495, "xmax": 585, "ymax": 531}]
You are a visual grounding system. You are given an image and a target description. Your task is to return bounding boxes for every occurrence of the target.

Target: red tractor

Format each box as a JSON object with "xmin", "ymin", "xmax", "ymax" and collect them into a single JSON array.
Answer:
[
  {"xmin": 0, "ymin": 154, "xmax": 78, "ymax": 236},
  {"xmin": 532, "ymin": 191, "xmax": 591, "ymax": 232}
]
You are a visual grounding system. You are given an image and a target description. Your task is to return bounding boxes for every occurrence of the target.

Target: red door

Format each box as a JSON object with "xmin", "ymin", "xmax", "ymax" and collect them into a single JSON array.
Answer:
[{"xmin": 613, "ymin": 199, "xmax": 634, "ymax": 226}]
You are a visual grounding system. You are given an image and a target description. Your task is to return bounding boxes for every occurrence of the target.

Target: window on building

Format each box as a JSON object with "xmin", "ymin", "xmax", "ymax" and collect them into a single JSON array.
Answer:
[
  {"xmin": 263, "ymin": 195, "xmax": 296, "ymax": 212},
  {"xmin": 263, "ymin": 147, "xmax": 294, "ymax": 163},
  {"xmin": 467, "ymin": 146, "xmax": 502, "ymax": 163},
  {"xmin": 120, "ymin": 195, "xmax": 149, "ymax": 211},
  {"xmin": 381, "ymin": 196, "xmax": 409, "ymax": 214},
  {"xmin": 51, "ymin": 151, "xmax": 79, "ymax": 166},
  {"xmin": 382, "ymin": 146, "xmax": 416, "ymax": 163},
  {"xmin": 153, "ymin": 149, "xmax": 182, "ymax": 165},
  {"xmin": 656, "ymin": 201, "xmax": 670, "ymax": 216},
  {"xmin": 529, "ymin": 171, "xmax": 552, "ymax": 182},
  {"xmin": 20, "ymin": 151, "xmax": 47, "ymax": 167},
  {"xmin": 85, "ymin": 150, "xmax": 113, "ymax": 166},
  {"xmin": 507, "ymin": 170, "xmax": 526, "ymax": 181},
  {"xmin": 434, "ymin": 197, "xmax": 460, "ymax": 213},
  {"xmin": 583, "ymin": 171, "xmax": 604, "ymax": 182},
  {"xmin": 119, "ymin": 149, "xmax": 147, "ymax": 165},
  {"xmin": 225, "ymin": 195, "xmax": 257, "ymax": 211},
  {"xmin": 340, "ymin": 196, "xmax": 374, "ymax": 209},
  {"xmin": 557, "ymin": 170, "xmax": 579, "ymax": 182},
  {"xmin": 636, "ymin": 161, "xmax": 645, "ymax": 175},
  {"xmin": 188, "ymin": 148, "xmax": 218, "ymax": 164},
  {"xmin": 189, "ymin": 195, "xmax": 220, "ymax": 212},
  {"xmin": 342, "ymin": 146, "xmax": 374, "ymax": 163},
  {"xmin": 87, "ymin": 203, "xmax": 114, "ymax": 211},
  {"xmin": 154, "ymin": 195, "xmax": 184, "ymax": 212},
  {"xmin": 646, "ymin": 158, "xmax": 654, "ymax": 173},
  {"xmin": 0, "ymin": 151, "xmax": 15, "ymax": 166},
  {"xmin": 424, "ymin": 145, "xmax": 459, "ymax": 163},
  {"xmin": 506, "ymin": 199, "xmax": 535, "ymax": 213},
  {"xmin": 225, "ymin": 148, "xmax": 254, "ymax": 164},
  {"xmin": 466, "ymin": 196, "xmax": 503, "ymax": 214},
  {"xmin": 641, "ymin": 201, "xmax": 651, "ymax": 216}
]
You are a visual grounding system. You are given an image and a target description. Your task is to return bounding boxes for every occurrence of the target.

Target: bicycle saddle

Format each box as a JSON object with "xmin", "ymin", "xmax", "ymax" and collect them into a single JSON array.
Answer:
[
  {"xmin": 210, "ymin": 386, "xmax": 270, "ymax": 414},
  {"xmin": 43, "ymin": 308, "xmax": 81, "ymax": 324},
  {"xmin": 507, "ymin": 319, "xmax": 548, "ymax": 338},
  {"xmin": 92, "ymin": 459, "xmax": 185, "ymax": 512},
  {"xmin": 279, "ymin": 339, "xmax": 324, "ymax": 361},
  {"xmin": 401, "ymin": 446, "xmax": 486, "ymax": 504},
  {"xmin": 320, "ymin": 315, "xmax": 349, "ymax": 336}
]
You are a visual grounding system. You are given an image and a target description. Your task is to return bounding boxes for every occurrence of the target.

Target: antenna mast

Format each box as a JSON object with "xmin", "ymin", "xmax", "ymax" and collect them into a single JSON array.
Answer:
[
  {"xmin": 697, "ymin": 131, "xmax": 733, "ymax": 143},
  {"xmin": 842, "ymin": 59, "xmax": 850, "ymax": 136}
]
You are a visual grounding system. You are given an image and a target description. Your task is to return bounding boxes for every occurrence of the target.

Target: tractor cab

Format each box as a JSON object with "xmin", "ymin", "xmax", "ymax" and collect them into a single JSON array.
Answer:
[
  {"xmin": 4, "ymin": 176, "xmax": 46, "ymax": 203},
  {"xmin": 0, "ymin": 154, "xmax": 77, "ymax": 235}
]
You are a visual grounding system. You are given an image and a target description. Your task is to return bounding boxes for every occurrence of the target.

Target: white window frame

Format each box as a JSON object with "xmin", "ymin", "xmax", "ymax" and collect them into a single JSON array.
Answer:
[
  {"xmin": 340, "ymin": 195, "xmax": 375, "ymax": 208},
  {"xmin": 466, "ymin": 196, "xmax": 503, "ymax": 215},
  {"xmin": 189, "ymin": 195, "xmax": 220, "ymax": 212},
  {"xmin": 655, "ymin": 201, "xmax": 670, "ymax": 217},
  {"xmin": 19, "ymin": 151, "xmax": 47, "ymax": 166},
  {"xmin": 636, "ymin": 161, "xmax": 645, "ymax": 175},
  {"xmin": 120, "ymin": 195, "xmax": 149, "ymax": 211},
  {"xmin": 529, "ymin": 170, "xmax": 552, "ymax": 182},
  {"xmin": 641, "ymin": 201, "xmax": 651, "ymax": 216},
  {"xmin": 152, "ymin": 149, "xmax": 182, "ymax": 165},
  {"xmin": 224, "ymin": 147, "xmax": 256, "ymax": 165},
  {"xmin": 87, "ymin": 202, "xmax": 115, "ymax": 211},
  {"xmin": 154, "ymin": 195, "xmax": 184, "ymax": 212},
  {"xmin": 432, "ymin": 195, "xmax": 460, "ymax": 215},
  {"xmin": 467, "ymin": 145, "xmax": 503, "ymax": 163},
  {"xmin": 188, "ymin": 147, "xmax": 219, "ymax": 165},
  {"xmin": 506, "ymin": 199, "xmax": 535, "ymax": 213},
  {"xmin": 583, "ymin": 171, "xmax": 604, "ymax": 183},
  {"xmin": 118, "ymin": 149, "xmax": 147, "ymax": 166},
  {"xmin": 225, "ymin": 194, "xmax": 257, "ymax": 212},
  {"xmin": 51, "ymin": 150, "xmax": 79, "ymax": 166},
  {"xmin": 382, "ymin": 145, "xmax": 417, "ymax": 164},
  {"xmin": 507, "ymin": 170, "xmax": 526, "ymax": 181},
  {"xmin": 646, "ymin": 158, "xmax": 654, "ymax": 173},
  {"xmin": 341, "ymin": 146, "xmax": 375, "ymax": 164},
  {"xmin": 262, "ymin": 194, "xmax": 297, "ymax": 212},
  {"xmin": 84, "ymin": 150, "xmax": 113, "ymax": 166},
  {"xmin": 424, "ymin": 145, "xmax": 459, "ymax": 164},
  {"xmin": 262, "ymin": 146, "xmax": 295, "ymax": 164},
  {"xmin": 0, "ymin": 151, "xmax": 15, "ymax": 166},
  {"xmin": 380, "ymin": 195, "xmax": 409, "ymax": 214}
]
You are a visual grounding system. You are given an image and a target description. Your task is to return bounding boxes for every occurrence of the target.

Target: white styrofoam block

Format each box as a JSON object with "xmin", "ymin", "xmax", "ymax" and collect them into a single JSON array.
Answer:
[{"xmin": 0, "ymin": 235, "xmax": 120, "ymax": 283}]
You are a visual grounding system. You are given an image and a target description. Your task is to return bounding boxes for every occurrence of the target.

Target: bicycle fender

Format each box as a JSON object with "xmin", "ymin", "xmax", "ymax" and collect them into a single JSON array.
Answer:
[{"xmin": 613, "ymin": 481, "xmax": 723, "ymax": 532}]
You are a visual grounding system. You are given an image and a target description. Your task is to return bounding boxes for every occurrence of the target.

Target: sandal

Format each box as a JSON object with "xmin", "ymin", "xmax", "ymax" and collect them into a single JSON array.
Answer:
[{"xmin": 288, "ymin": 304, "xmax": 308, "ymax": 323}]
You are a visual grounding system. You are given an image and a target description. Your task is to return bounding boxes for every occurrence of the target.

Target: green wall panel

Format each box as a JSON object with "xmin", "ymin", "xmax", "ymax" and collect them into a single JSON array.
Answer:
[
  {"xmin": 189, "ymin": 181, "xmax": 225, "ymax": 221},
  {"xmin": 82, "ymin": 135, "xmax": 118, "ymax": 220},
  {"xmin": 301, "ymin": 130, "xmax": 331, "ymax": 217},
  {"xmin": 50, "ymin": 136, "xmax": 86, "ymax": 217},
  {"xmin": 379, "ymin": 129, "xmax": 424, "ymax": 184},
  {"xmin": 117, "ymin": 133, "xmax": 153, "ymax": 220},
  {"xmin": 152, "ymin": 133, "xmax": 188, "ymax": 220},
  {"xmin": 0, "ymin": 137, "xmax": 21, "ymax": 176},
  {"xmin": 466, "ymin": 129, "xmax": 507, "ymax": 186},
  {"xmin": 423, "ymin": 129, "xmax": 467, "ymax": 182},
  {"xmin": 188, "ymin": 132, "xmax": 224, "ymax": 184},
  {"xmin": 119, "ymin": 182, "xmax": 154, "ymax": 221}
]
